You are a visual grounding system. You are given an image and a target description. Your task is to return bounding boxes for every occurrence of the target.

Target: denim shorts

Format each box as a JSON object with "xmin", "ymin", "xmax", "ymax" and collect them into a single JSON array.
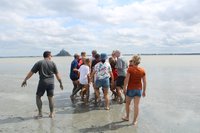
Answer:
[
  {"xmin": 126, "ymin": 89, "xmax": 142, "ymax": 98},
  {"xmin": 95, "ymin": 77, "xmax": 110, "ymax": 89}
]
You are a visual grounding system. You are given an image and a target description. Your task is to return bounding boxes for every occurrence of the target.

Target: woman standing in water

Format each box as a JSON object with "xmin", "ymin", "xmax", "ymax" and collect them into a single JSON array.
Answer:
[{"xmin": 122, "ymin": 55, "xmax": 146, "ymax": 125}]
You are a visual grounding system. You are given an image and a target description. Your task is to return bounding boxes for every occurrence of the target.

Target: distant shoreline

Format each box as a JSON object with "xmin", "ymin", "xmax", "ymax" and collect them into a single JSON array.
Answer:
[{"xmin": 0, "ymin": 53, "xmax": 200, "ymax": 58}]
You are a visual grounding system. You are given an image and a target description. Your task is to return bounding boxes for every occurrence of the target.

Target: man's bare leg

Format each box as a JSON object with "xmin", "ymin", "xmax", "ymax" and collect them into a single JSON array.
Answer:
[
  {"xmin": 48, "ymin": 96, "xmax": 55, "ymax": 118},
  {"xmin": 36, "ymin": 95, "xmax": 43, "ymax": 117}
]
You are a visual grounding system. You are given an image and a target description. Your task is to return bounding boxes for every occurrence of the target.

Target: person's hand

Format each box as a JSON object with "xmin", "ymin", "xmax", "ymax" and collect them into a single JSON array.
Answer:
[
  {"xmin": 142, "ymin": 91, "xmax": 146, "ymax": 97},
  {"xmin": 60, "ymin": 84, "xmax": 64, "ymax": 90},
  {"xmin": 21, "ymin": 80, "xmax": 27, "ymax": 87}
]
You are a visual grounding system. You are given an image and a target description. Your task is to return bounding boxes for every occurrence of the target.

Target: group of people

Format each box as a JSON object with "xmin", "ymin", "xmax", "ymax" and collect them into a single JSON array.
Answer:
[
  {"xmin": 21, "ymin": 50, "xmax": 146, "ymax": 125},
  {"xmin": 69, "ymin": 50, "xmax": 147, "ymax": 125},
  {"xmin": 69, "ymin": 50, "xmax": 127, "ymax": 107}
]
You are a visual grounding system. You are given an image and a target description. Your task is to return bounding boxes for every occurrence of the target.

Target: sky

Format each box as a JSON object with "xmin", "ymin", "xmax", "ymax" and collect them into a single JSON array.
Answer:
[{"xmin": 0, "ymin": 0, "xmax": 200, "ymax": 57}]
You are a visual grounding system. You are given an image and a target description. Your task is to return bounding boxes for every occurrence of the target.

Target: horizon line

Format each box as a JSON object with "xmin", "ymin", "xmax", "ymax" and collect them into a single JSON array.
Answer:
[{"xmin": 1, "ymin": 52, "xmax": 200, "ymax": 58}]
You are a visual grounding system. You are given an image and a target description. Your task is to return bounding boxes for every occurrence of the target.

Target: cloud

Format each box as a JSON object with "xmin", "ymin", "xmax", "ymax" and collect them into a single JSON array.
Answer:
[{"xmin": 0, "ymin": 0, "xmax": 200, "ymax": 56}]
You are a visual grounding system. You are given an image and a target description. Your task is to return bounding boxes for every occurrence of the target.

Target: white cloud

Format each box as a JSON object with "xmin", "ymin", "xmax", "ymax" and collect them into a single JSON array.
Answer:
[{"xmin": 0, "ymin": 0, "xmax": 200, "ymax": 56}]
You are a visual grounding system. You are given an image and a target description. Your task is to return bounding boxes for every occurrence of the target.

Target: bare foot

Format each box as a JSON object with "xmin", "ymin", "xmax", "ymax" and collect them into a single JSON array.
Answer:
[
  {"xmin": 34, "ymin": 114, "xmax": 43, "ymax": 119},
  {"xmin": 133, "ymin": 121, "xmax": 138, "ymax": 125},
  {"xmin": 122, "ymin": 116, "xmax": 129, "ymax": 121},
  {"xmin": 49, "ymin": 113, "xmax": 55, "ymax": 118},
  {"xmin": 104, "ymin": 106, "xmax": 110, "ymax": 110}
]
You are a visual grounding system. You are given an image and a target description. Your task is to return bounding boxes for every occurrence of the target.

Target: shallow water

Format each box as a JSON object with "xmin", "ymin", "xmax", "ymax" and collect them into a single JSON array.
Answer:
[{"xmin": 0, "ymin": 55, "xmax": 200, "ymax": 133}]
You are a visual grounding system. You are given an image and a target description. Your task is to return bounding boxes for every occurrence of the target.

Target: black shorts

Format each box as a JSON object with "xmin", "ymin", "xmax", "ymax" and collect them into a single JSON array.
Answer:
[
  {"xmin": 70, "ymin": 77, "xmax": 79, "ymax": 81},
  {"xmin": 116, "ymin": 76, "xmax": 125, "ymax": 89},
  {"xmin": 36, "ymin": 81, "xmax": 54, "ymax": 97}
]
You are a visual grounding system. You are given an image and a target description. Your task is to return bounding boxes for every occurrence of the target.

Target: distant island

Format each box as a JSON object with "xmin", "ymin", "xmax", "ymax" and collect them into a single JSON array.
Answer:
[{"xmin": 56, "ymin": 49, "xmax": 71, "ymax": 56}]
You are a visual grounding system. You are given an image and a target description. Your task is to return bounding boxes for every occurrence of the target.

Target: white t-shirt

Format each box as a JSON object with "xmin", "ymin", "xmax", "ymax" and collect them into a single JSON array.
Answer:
[{"xmin": 78, "ymin": 65, "xmax": 90, "ymax": 85}]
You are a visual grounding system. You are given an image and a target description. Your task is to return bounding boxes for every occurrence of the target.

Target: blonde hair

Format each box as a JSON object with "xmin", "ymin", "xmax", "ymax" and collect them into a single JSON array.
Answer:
[
  {"xmin": 84, "ymin": 58, "xmax": 91, "ymax": 66},
  {"xmin": 131, "ymin": 55, "xmax": 141, "ymax": 65}
]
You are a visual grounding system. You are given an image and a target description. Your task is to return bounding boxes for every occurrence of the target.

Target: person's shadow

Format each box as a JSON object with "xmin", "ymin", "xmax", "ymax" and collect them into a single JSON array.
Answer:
[
  {"xmin": 0, "ymin": 116, "xmax": 33, "ymax": 125},
  {"xmin": 79, "ymin": 120, "xmax": 130, "ymax": 132}
]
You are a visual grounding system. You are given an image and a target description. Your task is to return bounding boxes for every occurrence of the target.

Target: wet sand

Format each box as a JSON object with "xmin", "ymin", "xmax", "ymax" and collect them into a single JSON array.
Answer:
[
  {"xmin": 1, "ymin": 56, "xmax": 200, "ymax": 133},
  {"xmin": 0, "ymin": 90, "xmax": 155, "ymax": 133}
]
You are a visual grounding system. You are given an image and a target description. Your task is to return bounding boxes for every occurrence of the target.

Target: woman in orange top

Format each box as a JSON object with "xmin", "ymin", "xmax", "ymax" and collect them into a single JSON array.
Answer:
[{"xmin": 122, "ymin": 55, "xmax": 146, "ymax": 125}]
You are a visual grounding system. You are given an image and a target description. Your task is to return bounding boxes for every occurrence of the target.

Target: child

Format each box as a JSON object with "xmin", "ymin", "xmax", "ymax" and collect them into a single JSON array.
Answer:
[
  {"xmin": 70, "ymin": 58, "xmax": 91, "ymax": 103},
  {"xmin": 78, "ymin": 58, "xmax": 91, "ymax": 103}
]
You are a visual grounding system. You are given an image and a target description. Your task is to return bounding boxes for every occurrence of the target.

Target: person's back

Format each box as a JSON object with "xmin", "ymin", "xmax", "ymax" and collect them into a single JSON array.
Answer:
[
  {"xmin": 21, "ymin": 51, "xmax": 63, "ymax": 118},
  {"xmin": 127, "ymin": 66, "xmax": 145, "ymax": 90},
  {"xmin": 78, "ymin": 64, "xmax": 90, "ymax": 85},
  {"xmin": 114, "ymin": 50, "xmax": 127, "ymax": 103},
  {"xmin": 92, "ymin": 53, "xmax": 114, "ymax": 110},
  {"xmin": 116, "ymin": 57, "xmax": 127, "ymax": 76},
  {"xmin": 94, "ymin": 61, "xmax": 112, "ymax": 80},
  {"xmin": 122, "ymin": 55, "xmax": 146, "ymax": 125},
  {"xmin": 32, "ymin": 59, "xmax": 58, "ymax": 84}
]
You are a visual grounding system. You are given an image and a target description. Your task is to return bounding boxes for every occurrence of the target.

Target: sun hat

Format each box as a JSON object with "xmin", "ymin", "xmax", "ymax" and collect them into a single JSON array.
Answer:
[{"xmin": 100, "ymin": 53, "xmax": 108, "ymax": 60}]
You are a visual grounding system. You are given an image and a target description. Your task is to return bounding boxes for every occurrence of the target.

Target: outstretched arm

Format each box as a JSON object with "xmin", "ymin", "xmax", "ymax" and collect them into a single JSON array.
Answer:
[
  {"xmin": 55, "ymin": 73, "xmax": 63, "ymax": 90},
  {"xmin": 21, "ymin": 71, "xmax": 34, "ymax": 87}
]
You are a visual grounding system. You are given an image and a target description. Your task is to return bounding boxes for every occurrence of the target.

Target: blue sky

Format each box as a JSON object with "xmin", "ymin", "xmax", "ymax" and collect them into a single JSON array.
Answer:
[{"xmin": 0, "ymin": 0, "xmax": 200, "ymax": 57}]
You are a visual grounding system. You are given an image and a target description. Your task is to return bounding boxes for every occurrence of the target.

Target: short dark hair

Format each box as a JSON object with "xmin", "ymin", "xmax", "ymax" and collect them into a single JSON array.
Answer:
[
  {"xmin": 92, "ymin": 50, "xmax": 97, "ymax": 55},
  {"xmin": 74, "ymin": 53, "xmax": 79, "ymax": 59},
  {"xmin": 43, "ymin": 51, "xmax": 51, "ymax": 58},
  {"xmin": 81, "ymin": 52, "xmax": 86, "ymax": 57},
  {"xmin": 95, "ymin": 53, "xmax": 100, "ymax": 59}
]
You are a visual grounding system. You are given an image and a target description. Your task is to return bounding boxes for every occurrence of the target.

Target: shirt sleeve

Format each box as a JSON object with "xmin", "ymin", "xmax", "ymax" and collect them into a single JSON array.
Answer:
[
  {"xmin": 53, "ymin": 62, "xmax": 58, "ymax": 74},
  {"xmin": 31, "ymin": 62, "xmax": 40, "ymax": 73}
]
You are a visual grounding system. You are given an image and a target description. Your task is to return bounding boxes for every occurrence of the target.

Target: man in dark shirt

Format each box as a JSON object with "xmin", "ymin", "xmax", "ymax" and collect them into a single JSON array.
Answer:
[
  {"xmin": 70, "ymin": 54, "xmax": 80, "ymax": 95},
  {"xmin": 21, "ymin": 51, "xmax": 63, "ymax": 118}
]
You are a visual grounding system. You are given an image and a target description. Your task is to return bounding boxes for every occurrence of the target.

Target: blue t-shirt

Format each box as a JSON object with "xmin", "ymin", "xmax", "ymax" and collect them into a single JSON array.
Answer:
[{"xmin": 70, "ymin": 59, "xmax": 79, "ymax": 80}]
